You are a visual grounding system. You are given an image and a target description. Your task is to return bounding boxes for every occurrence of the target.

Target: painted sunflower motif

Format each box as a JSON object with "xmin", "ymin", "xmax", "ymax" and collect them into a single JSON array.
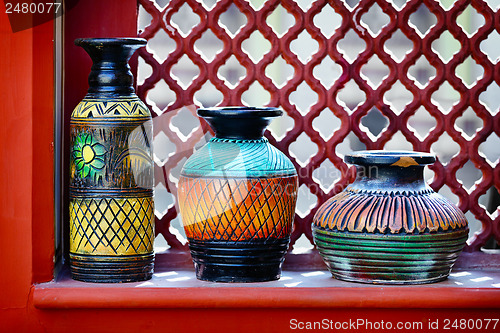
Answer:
[{"xmin": 73, "ymin": 133, "xmax": 106, "ymax": 178}]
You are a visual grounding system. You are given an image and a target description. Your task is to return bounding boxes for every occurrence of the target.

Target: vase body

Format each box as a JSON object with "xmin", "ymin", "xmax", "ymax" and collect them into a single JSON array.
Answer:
[
  {"xmin": 69, "ymin": 38, "xmax": 154, "ymax": 283},
  {"xmin": 178, "ymin": 107, "xmax": 298, "ymax": 282},
  {"xmin": 312, "ymin": 151, "xmax": 468, "ymax": 284}
]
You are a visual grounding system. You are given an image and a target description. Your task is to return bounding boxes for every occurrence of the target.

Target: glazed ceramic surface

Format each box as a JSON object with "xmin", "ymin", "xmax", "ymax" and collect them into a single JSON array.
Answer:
[
  {"xmin": 178, "ymin": 107, "xmax": 298, "ymax": 282},
  {"xmin": 69, "ymin": 38, "xmax": 154, "ymax": 283},
  {"xmin": 312, "ymin": 151, "xmax": 468, "ymax": 284}
]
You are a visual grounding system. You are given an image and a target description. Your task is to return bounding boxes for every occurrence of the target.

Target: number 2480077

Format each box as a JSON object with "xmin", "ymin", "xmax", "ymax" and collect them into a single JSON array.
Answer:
[
  {"xmin": 443, "ymin": 319, "xmax": 498, "ymax": 330},
  {"xmin": 5, "ymin": 2, "xmax": 61, "ymax": 14}
]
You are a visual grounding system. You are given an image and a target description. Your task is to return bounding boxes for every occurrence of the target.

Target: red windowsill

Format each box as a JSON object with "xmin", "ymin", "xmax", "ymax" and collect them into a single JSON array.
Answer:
[{"xmin": 33, "ymin": 251, "xmax": 500, "ymax": 310}]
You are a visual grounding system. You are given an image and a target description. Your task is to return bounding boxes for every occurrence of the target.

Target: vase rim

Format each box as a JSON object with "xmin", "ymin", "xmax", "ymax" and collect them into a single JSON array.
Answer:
[
  {"xmin": 198, "ymin": 106, "xmax": 283, "ymax": 118},
  {"xmin": 74, "ymin": 38, "xmax": 147, "ymax": 47},
  {"xmin": 345, "ymin": 150, "xmax": 436, "ymax": 166}
]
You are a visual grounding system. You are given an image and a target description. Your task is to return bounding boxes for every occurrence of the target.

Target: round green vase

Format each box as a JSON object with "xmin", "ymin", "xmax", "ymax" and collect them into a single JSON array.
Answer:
[{"xmin": 312, "ymin": 151, "xmax": 469, "ymax": 285}]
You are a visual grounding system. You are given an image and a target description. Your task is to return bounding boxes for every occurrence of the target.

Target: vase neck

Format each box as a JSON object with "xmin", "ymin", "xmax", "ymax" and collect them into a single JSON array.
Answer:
[
  {"xmin": 75, "ymin": 38, "xmax": 146, "ymax": 97},
  {"xmin": 198, "ymin": 107, "xmax": 282, "ymax": 140},
  {"xmin": 205, "ymin": 116, "xmax": 271, "ymax": 140},
  {"xmin": 345, "ymin": 151, "xmax": 435, "ymax": 192},
  {"xmin": 352, "ymin": 165, "xmax": 428, "ymax": 192}
]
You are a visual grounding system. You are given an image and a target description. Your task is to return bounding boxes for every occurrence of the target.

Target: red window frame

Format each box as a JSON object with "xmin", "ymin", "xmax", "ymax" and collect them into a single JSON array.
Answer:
[
  {"xmin": 1, "ymin": 1, "xmax": 499, "ymax": 332},
  {"xmin": 31, "ymin": 0, "xmax": 500, "ymax": 283}
]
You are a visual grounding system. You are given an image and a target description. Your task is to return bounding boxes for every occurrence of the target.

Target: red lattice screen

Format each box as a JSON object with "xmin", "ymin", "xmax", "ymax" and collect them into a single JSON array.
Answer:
[{"xmin": 136, "ymin": 0, "xmax": 500, "ymax": 253}]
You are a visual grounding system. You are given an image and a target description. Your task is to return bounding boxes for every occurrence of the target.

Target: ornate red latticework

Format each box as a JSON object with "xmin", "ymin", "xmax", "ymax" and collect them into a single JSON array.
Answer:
[{"xmin": 136, "ymin": 0, "xmax": 500, "ymax": 252}]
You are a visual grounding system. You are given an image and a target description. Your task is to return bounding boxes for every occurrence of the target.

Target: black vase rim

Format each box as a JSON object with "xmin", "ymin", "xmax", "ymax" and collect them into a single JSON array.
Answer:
[
  {"xmin": 74, "ymin": 37, "xmax": 147, "ymax": 47},
  {"xmin": 198, "ymin": 106, "xmax": 283, "ymax": 119},
  {"xmin": 345, "ymin": 150, "xmax": 436, "ymax": 166}
]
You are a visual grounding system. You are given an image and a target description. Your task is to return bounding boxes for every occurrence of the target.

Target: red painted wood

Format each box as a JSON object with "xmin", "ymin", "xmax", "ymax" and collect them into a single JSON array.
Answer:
[
  {"xmin": 33, "ymin": 283, "xmax": 500, "ymax": 309},
  {"xmin": 1, "ymin": 1, "xmax": 499, "ymax": 332},
  {"xmin": 31, "ymin": 14, "xmax": 55, "ymax": 284},
  {"xmin": 0, "ymin": 3, "xmax": 36, "ymax": 312},
  {"xmin": 23, "ymin": 308, "xmax": 500, "ymax": 333}
]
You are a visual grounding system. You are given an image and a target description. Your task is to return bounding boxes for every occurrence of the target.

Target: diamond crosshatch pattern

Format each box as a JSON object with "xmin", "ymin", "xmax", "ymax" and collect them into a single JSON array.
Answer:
[
  {"xmin": 179, "ymin": 176, "xmax": 297, "ymax": 241},
  {"xmin": 137, "ymin": 0, "xmax": 500, "ymax": 252},
  {"xmin": 70, "ymin": 197, "xmax": 154, "ymax": 255}
]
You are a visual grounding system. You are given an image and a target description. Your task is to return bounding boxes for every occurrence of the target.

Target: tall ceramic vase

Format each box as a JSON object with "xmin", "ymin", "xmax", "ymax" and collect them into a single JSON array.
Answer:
[
  {"xmin": 178, "ymin": 107, "xmax": 298, "ymax": 282},
  {"xmin": 313, "ymin": 151, "xmax": 469, "ymax": 284},
  {"xmin": 69, "ymin": 38, "xmax": 154, "ymax": 283}
]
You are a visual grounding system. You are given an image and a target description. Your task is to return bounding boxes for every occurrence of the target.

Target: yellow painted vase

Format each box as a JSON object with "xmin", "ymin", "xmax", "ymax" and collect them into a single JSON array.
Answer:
[{"xmin": 69, "ymin": 38, "xmax": 154, "ymax": 282}]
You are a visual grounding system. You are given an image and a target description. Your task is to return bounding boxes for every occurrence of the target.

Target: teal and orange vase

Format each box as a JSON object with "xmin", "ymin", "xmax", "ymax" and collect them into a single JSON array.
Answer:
[
  {"xmin": 69, "ymin": 38, "xmax": 154, "ymax": 283},
  {"xmin": 178, "ymin": 107, "xmax": 298, "ymax": 282},
  {"xmin": 312, "ymin": 151, "xmax": 469, "ymax": 284}
]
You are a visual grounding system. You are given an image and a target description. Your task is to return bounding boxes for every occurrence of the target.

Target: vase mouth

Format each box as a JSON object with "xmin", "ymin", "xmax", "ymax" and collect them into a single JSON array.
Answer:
[
  {"xmin": 198, "ymin": 106, "xmax": 283, "ymax": 119},
  {"xmin": 75, "ymin": 38, "xmax": 146, "ymax": 96},
  {"xmin": 74, "ymin": 38, "xmax": 147, "ymax": 47},
  {"xmin": 345, "ymin": 150, "xmax": 436, "ymax": 166}
]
